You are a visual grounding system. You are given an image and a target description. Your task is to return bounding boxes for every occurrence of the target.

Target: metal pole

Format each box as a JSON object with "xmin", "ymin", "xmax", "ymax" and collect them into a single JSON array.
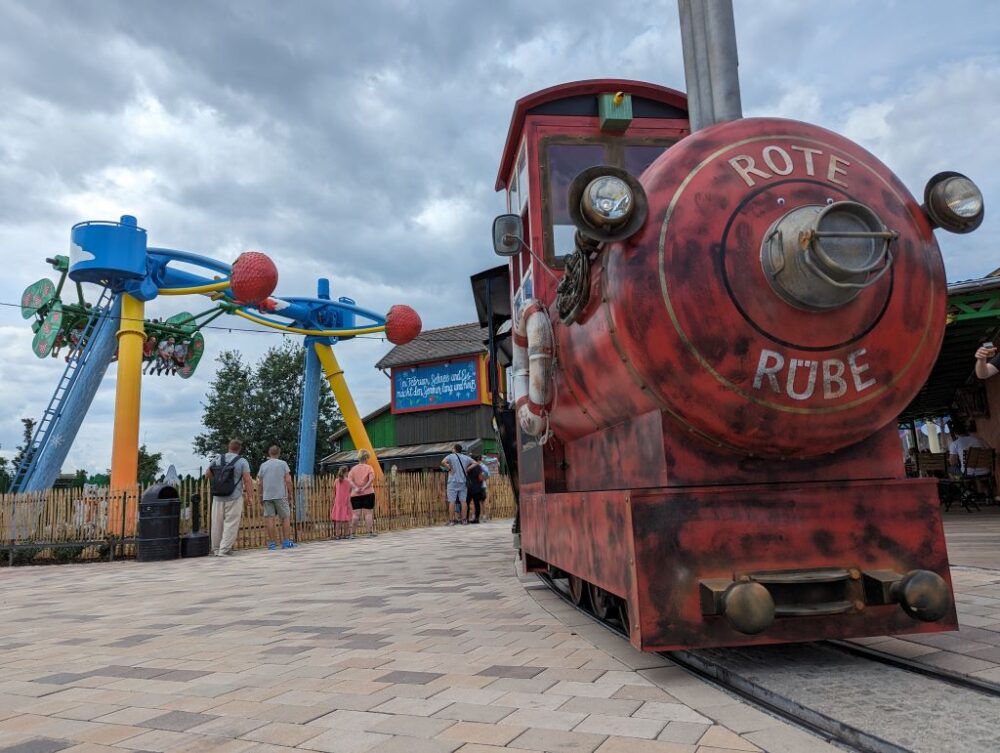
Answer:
[
  {"xmin": 705, "ymin": 0, "xmax": 742, "ymax": 124},
  {"xmin": 677, "ymin": 0, "xmax": 742, "ymax": 132},
  {"xmin": 486, "ymin": 278, "xmax": 498, "ymax": 404}
]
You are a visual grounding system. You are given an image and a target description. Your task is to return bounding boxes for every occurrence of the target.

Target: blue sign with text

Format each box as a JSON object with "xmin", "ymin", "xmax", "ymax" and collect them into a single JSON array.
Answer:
[{"xmin": 393, "ymin": 358, "xmax": 480, "ymax": 412}]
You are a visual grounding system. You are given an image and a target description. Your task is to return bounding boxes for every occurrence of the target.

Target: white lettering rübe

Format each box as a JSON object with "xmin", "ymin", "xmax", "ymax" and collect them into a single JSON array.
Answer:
[{"xmin": 752, "ymin": 348, "xmax": 876, "ymax": 401}]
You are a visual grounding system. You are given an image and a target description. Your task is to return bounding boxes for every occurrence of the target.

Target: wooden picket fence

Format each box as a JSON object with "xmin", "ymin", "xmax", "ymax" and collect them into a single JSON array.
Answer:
[{"xmin": 0, "ymin": 473, "xmax": 515, "ymax": 565}]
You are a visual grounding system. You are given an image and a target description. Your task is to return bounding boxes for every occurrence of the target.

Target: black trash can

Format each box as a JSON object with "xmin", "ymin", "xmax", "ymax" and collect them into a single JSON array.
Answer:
[{"xmin": 136, "ymin": 484, "xmax": 180, "ymax": 562}]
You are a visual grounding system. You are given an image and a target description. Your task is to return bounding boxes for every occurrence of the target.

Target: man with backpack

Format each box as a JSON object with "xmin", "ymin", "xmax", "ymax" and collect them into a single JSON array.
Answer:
[
  {"xmin": 206, "ymin": 439, "xmax": 254, "ymax": 556},
  {"xmin": 440, "ymin": 444, "xmax": 479, "ymax": 526}
]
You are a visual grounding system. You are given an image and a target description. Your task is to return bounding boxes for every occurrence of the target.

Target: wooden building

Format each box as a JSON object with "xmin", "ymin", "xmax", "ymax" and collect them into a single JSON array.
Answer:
[{"xmin": 319, "ymin": 323, "xmax": 504, "ymax": 473}]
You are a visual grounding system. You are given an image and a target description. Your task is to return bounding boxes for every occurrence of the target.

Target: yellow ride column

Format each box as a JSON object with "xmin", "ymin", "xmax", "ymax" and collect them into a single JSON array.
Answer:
[
  {"xmin": 109, "ymin": 293, "xmax": 145, "ymax": 533},
  {"xmin": 313, "ymin": 342, "xmax": 383, "ymax": 479}
]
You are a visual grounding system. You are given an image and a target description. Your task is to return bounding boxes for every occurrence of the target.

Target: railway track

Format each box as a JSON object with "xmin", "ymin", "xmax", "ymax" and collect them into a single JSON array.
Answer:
[{"xmin": 537, "ymin": 573, "xmax": 1000, "ymax": 753}]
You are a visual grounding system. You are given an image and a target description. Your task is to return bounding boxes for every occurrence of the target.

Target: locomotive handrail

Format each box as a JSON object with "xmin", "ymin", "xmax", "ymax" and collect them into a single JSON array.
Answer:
[
  {"xmin": 799, "ymin": 223, "xmax": 899, "ymax": 289},
  {"xmin": 802, "ymin": 244, "xmax": 894, "ymax": 290}
]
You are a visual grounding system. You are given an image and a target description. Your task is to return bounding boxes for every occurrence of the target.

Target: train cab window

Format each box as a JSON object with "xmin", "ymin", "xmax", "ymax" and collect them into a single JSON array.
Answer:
[
  {"xmin": 546, "ymin": 143, "xmax": 607, "ymax": 263},
  {"xmin": 508, "ymin": 146, "xmax": 530, "ymax": 215},
  {"xmin": 624, "ymin": 144, "xmax": 667, "ymax": 177},
  {"xmin": 516, "ymin": 149, "xmax": 529, "ymax": 213}
]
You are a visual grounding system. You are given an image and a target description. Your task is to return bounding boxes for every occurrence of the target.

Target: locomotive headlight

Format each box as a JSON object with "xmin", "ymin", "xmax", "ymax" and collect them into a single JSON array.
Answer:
[
  {"xmin": 567, "ymin": 166, "xmax": 648, "ymax": 242},
  {"xmin": 924, "ymin": 171, "xmax": 985, "ymax": 234},
  {"xmin": 582, "ymin": 176, "xmax": 633, "ymax": 227}
]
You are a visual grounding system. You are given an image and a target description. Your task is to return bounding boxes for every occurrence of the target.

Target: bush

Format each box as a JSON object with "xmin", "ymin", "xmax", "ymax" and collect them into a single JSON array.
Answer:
[
  {"xmin": 51, "ymin": 545, "xmax": 81, "ymax": 563},
  {"xmin": 8, "ymin": 546, "xmax": 41, "ymax": 565}
]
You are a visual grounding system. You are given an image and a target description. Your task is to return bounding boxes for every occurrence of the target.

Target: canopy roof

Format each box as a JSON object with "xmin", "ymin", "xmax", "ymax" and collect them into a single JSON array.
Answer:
[{"xmin": 899, "ymin": 276, "xmax": 1000, "ymax": 421}]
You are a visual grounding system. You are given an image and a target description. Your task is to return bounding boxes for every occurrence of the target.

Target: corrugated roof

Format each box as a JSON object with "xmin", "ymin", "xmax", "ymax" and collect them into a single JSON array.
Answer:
[
  {"xmin": 375, "ymin": 322, "xmax": 487, "ymax": 369},
  {"xmin": 319, "ymin": 439, "xmax": 483, "ymax": 468}
]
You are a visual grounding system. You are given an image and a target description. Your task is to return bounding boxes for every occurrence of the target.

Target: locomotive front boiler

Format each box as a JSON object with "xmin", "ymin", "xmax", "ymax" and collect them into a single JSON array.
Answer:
[
  {"xmin": 488, "ymin": 81, "xmax": 986, "ymax": 650},
  {"xmin": 551, "ymin": 117, "xmax": 955, "ymax": 458}
]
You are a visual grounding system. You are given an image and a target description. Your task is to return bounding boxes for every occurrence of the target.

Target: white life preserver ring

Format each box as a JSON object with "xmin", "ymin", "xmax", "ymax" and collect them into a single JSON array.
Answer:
[{"xmin": 512, "ymin": 299, "xmax": 554, "ymax": 439}]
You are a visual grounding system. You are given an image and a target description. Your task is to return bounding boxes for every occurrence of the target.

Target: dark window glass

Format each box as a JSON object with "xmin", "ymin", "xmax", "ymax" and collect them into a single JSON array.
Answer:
[
  {"xmin": 548, "ymin": 143, "xmax": 606, "ymax": 260},
  {"xmin": 623, "ymin": 145, "xmax": 667, "ymax": 177}
]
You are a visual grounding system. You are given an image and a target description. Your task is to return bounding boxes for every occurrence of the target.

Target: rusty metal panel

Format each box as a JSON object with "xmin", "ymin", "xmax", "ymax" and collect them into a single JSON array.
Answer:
[
  {"xmin": 565, "ymin": 410, "xmax": 668, "ymax": 491},
  {"xmin": 662, "ymin": 420, "xmax": 907, "ymax": 488},
  {"xmin": 520, "ymin": 489, "xmax": 632, "ymax": 598},
  {"xmin": 628, "ymin": 478, "xmax": 956, "ymax": 651}
]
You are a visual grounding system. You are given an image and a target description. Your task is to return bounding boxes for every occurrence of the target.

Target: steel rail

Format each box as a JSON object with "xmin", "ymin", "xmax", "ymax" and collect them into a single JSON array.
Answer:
[
  {"xmin": 827, "ymin": 639, "xmax": 1000, "ymax": 699},
  {"xmin": 534, "ymin": 572, "xmax": 999, "ymax": 753}
]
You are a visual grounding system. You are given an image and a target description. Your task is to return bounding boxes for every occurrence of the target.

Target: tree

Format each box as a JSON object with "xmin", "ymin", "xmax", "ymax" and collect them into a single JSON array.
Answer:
[
  {"xmin": 12, "ymin": 417, "xmax": 37, "ymax": 470},
  {"xmin": 0, "ymin": 452, "xmax": 10, "ymax": 493},
  {"xmin": 193, "ymin": 350, "xmax": 254, "ymax": 461},
  {"xmin": 137, "ymin": 445, "xmax": 162, "ymax": 485},
  {"xmin": 193, "ymin": 339, "xmax": 344, "ymax": 473}
]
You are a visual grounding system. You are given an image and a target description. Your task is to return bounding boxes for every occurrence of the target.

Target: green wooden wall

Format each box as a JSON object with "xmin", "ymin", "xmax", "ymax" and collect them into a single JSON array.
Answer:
[{"xmin": 340, "ymin": 409, "xmax": 396, "ymax": 452}]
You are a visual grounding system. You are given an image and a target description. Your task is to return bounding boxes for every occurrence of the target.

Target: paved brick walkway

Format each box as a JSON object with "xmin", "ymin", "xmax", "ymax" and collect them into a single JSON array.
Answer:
[
  {"xmin": 849, "ymin": 506, "xmax": 1000, "ymax": 681},
  {"xmin": 0, "ymin": 522, "xmax": 838, "ymax": 753}
]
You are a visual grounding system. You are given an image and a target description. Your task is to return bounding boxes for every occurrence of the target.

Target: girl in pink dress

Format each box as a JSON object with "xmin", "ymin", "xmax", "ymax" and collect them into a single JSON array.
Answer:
[{"xmin": 330, "ymin": 466, "xmax": 353, "ymax": 539}]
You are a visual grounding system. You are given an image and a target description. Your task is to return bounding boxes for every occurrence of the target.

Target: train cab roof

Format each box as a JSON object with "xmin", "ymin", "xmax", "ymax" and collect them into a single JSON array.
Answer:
[{"xmin": 495, "ymin": 79, "xmax": 689, "ymax": 191}]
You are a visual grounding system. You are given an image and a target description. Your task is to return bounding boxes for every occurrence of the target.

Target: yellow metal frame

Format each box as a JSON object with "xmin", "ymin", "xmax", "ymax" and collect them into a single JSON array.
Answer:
[
  {"xmin": 234, "ymin": 308, "xmax": 386, "ymax": 338},
  {"xmin": 158, "ymin": 280, "xmax": 230, "ymax": 296},
  {"xmin": 313, "ymin": 342, "xmax": 384, "ymax": 480},
  {"xmin": 109, "ymin": 294, "xmax": 145, "ymax": 533},
  {"xmin": 107, "ymin": 288, "xmax": 385, "ymax": 491}
]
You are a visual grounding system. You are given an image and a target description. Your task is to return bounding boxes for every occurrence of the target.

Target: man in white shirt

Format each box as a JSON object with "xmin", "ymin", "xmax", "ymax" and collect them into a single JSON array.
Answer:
[{"xmin": 948, "ymin": 420, "xmax": 989, "ymax": 476}]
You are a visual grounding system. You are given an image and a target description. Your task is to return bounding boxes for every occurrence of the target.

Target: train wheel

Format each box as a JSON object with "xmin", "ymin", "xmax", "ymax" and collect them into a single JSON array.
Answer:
[
  {"xmin": 568, "ymin": 574, "xmax": 588, "ymax": 607},
  {"xmin": 589, "ymin": 583, "xmax": 613, "ymax": 620},
  {"xmin": 617, "ymin": 598, "xmax": 631, "ymax": 635}
]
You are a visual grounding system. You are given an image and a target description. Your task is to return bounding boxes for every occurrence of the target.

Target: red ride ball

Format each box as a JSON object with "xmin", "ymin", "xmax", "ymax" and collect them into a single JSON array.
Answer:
[
  {"xmin": 229, "ymin": 251, "xmax": 278, "ymax": 304},
  {"xmin": 385, "ymin": 305, "xmax": 422, "ymax": 344}
]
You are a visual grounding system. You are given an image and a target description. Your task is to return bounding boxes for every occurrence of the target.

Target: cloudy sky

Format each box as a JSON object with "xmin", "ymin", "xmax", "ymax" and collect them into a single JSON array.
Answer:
[{"xmin": 1, "ymin": 0, "xmax": 998, "ymax": 477}]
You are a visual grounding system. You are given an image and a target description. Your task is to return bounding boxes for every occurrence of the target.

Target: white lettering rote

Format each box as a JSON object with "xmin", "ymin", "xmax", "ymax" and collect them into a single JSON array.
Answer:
[
  {"xmin": 762, "ymin": 146, "xmax": 794, "ymax": 176},
  {"xmin": 726, "ymin": 144, "xmax": 851, "ymax": 189},
  {"xmin": 729, "ymin": 155, "xmax": 772, "ymax": 187}
]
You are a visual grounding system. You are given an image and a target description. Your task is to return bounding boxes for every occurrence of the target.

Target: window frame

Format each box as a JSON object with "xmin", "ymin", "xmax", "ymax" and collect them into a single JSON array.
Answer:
[{"xmin": 538, "ymin": 134, "xmax": 680, "ymax": 268}]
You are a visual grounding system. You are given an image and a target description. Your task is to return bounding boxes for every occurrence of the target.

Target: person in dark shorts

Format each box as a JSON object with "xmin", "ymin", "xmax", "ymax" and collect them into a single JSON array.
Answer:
[
  {"xmin": 466, "ymin": 454, "xmax": 487, "ymax": 524},
  {"xmin": 440, "ymin": 444, "xmax": 478, "ymax": 525},
  {"xmin": 348, "ymin": 449, "xmax": 377, "ymax": 537},
  {"xmin": 257, "ymin": 444, "xmax": 295, "ymax": 550}
]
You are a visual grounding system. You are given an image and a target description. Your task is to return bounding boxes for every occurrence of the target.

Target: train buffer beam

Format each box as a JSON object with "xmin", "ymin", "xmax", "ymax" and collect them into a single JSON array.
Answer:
[{"xmin": 700, "ymin": 567, "xmax": 952, "ymax": 634}]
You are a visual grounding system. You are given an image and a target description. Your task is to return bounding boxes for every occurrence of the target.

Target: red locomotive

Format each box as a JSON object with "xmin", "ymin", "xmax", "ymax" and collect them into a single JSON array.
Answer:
[{"xmin": 481, "ymin": 79, "xmax": 986, "ymax": 650}]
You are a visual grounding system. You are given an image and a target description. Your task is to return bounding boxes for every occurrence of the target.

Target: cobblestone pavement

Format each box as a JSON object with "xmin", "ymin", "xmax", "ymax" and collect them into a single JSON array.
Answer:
[
  {"xmin": 0, "ymin": 521, "xmax": 838, "ymax": 753},
  {"xmin": 849, "ymin": 507, "xmax": 1000, "ymax": 681}
]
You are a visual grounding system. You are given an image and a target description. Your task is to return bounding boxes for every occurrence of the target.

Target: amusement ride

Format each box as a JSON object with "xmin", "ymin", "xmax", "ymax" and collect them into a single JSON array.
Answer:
[{"xmin": 14, "ymin": 215, "xmax": 421, "ymax": 495}]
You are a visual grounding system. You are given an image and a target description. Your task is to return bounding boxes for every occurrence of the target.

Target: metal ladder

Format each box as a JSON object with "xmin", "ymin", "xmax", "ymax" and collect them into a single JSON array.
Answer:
[{"xmin": 11, "ymin": 287, "xmax": 116, "ymax": 492}]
